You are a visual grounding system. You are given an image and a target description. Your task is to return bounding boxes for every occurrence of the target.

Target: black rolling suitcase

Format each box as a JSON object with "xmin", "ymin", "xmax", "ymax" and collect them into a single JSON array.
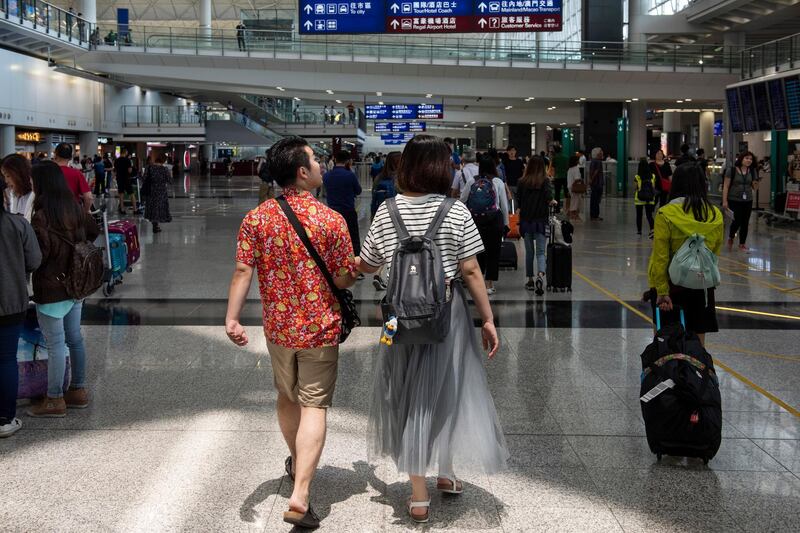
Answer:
[
  {"xmin": 639, "ymin": 309, "xmax": 722, "ymax": 464},
  {"xmin": 546, "ymin": 207, "xmax": 572, "ymax": 292},
  {"xmin": 499, "ymin": 240, "xmax": 518, "ymax": 270}
]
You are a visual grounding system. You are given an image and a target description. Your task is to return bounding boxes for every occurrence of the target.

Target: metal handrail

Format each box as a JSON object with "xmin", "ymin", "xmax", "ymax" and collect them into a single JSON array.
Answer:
[
  {"xmin": 93, "ymin": 25, "xmax": 743, "ymax": 72},
  {"xmin": 740, "ymin": 31, "xmax": 800, "ymax": 80},
  {"xmin": 0, "ymin": 0, "xmax": 94, "ymax": 47}
]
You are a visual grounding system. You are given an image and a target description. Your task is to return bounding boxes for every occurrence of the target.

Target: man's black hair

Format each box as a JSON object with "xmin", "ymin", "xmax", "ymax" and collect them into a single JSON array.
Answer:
[
  {"xmin": 54, "ymin": 143, "xmax": 73, "ymax": 160},
  {"xmin": 334, "ymin": 151, "xmax": 351, "ymax": 165},
  {"xmin": 680, "ymin": 143, "xmax": 690, "ymax": 154},
  {"xmin": 266, "ymin": 136, "xmax": 311, "ymax": 187}
]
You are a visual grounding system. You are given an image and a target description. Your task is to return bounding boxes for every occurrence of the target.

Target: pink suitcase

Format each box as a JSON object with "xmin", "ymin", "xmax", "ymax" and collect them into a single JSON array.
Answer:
[{"xmin": 108, "ymin": 220, "xmax": 140, "ymax": 266}]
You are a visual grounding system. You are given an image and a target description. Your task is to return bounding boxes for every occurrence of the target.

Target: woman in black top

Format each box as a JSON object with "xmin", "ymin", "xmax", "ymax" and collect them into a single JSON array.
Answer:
[
  {"xmin": 722, "ymin": 151, "xmax": 758, "ymax": 252},
  {"xmin": 143, "ymin": 153, "xmax": 172, "ymax": 233},
  {"xmin": 650, "ymin": 150, "xmax": 673, "ymax": 207},
  {"xmin": 515, "ymin": 156, "xmax": 557, "ymax": 295}
]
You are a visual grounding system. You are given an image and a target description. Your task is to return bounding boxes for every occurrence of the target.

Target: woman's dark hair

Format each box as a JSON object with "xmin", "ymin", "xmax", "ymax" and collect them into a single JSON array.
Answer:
[
  {"xmin": 519, "ymin": 156, "xmax": 547, "ymax": 189},
  {"xmin": 266, "ymin": 136, "xmax": 311, "ymax": 187},
  {"xmin": 669, "ymin": 163, "xmax": 716, "ymax": 223},
  {"xmin": 487, "ymin": 147, "xmax": 501, "ymax": 163},
  {"xmin": 31, "ymin": 161, "xmax": 85, "ymax": 237},
  {"xmin": 478, "ymin": 155, "xmax": 497, "ymax": 177},
  {"xmin": 375, "ymin": 151, "xmax": 401, "ymax": 185},
  {"xmin": 636, "ymin": 157, "xmax": 651, "ymax": 178},
  {"xmin": 397, "ymin": 135, "xmax": 452, "ymax": 194},
  {"xmin": 735, "ymin": 151, "xmax": 755, "ymax": 169},
  {"xmin": 568, "ymin": 155, "xmax": 579, "ymax": 168},
  {"xmin": 1, "ymin": 154, "xmax": 33, "ymax": 196},
  {"xmin": 154, "ymin": 153, "xmax": 167, "ymax": 164},
  {"xmin": 652, "ymin": 149, "xmax": 665, "ymax": 160}
]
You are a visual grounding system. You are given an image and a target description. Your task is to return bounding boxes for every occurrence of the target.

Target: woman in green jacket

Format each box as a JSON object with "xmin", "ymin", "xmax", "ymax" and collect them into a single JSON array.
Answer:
[
  {"xmin": 634, "ymin": 158, "xmax": 656, "ymax": 238},
  {"xmin": 647, "ymin": 164, "xmax": 723, "ymax": 345}
]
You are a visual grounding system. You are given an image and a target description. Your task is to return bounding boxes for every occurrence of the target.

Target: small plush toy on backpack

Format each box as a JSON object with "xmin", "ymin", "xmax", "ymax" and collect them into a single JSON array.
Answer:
[{"xmin": 380, "ymin": 316, "xmax": 398, "ymax": 346}]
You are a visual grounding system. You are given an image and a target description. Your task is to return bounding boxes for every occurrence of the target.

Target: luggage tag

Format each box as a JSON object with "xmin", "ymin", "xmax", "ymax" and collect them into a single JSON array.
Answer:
[{"xmin": 640, "ymin": 378, "xmax": 675, "ymax": 403}]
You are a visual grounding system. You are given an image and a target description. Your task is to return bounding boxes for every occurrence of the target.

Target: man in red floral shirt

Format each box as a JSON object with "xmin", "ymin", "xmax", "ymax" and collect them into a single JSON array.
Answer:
[{"xmin": 225, "ymin": 137, "xmax": 357, "ymax": 529}]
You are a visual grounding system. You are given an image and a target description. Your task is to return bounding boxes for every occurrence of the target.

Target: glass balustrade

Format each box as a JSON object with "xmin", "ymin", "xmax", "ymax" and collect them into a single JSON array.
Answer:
[
  {"xmin": 0, "ymin": 0, "xmax": 93, "ymax": 46},
  {"xmin": 740, "ymin": 33, "xmax": 800, "ymax": 80},
  {"xmin": 93, "ymin": 25, "xmax": 742, "ymax": 73}
]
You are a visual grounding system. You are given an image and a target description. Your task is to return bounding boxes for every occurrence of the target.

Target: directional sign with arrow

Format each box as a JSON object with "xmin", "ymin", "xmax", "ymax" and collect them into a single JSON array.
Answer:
[{"xmin": 299, "ymin": 0, "xmax": 562, "ymax": 35}]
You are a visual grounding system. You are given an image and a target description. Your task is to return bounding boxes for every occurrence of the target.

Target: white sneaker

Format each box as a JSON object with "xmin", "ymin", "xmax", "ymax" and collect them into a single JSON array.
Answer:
[{"xmin": 0, "ymin": 417, "xmax": 22, "ymax": 438}]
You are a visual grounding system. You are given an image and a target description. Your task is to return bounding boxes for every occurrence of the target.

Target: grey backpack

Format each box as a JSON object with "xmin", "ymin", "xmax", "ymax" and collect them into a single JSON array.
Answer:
[{"xmin": 381, "ymin": 197, "xmax": 455, "ymax": 345}]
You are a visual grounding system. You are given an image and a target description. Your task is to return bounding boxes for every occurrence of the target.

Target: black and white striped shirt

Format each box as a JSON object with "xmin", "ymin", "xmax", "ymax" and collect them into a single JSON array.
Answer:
[{"xmin": 361, "ymin": 194, "xmax": 484, "ymax": 280}]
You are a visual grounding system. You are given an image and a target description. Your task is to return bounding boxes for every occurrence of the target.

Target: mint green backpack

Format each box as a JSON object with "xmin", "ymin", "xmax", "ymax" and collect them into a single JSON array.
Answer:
[{"xmin": 668, "ymin": 233, "xmax": 721, "ymax": 304}]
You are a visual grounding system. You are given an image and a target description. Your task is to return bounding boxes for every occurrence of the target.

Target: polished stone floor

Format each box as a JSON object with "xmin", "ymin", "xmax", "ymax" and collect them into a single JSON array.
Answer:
[{"xmin": 3, "ymin": 175, "xmax": 799, "ymax": 532}]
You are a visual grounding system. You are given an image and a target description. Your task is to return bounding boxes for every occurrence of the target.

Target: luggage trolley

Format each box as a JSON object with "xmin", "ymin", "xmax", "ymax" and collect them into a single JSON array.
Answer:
[{"xmin": 101, "ymin": 208, "xmax": 132, "ymax": 296}]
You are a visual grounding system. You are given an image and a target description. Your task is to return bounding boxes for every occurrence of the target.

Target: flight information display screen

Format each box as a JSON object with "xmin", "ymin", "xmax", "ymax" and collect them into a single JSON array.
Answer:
[
  {"xmin": 785, "ymin": 75, "xmax": 800, "ymax": 128},
  {"xmin": 768, "ymin": 79, "xmax": 789, "ymax": 130},
  {"xmin": 375, "ymin": 122, "xmax": 426, "ymax": 132},
  {"xmin": 752, "ymin": 82, "xmax": 772, "ymax": 131},
  {"xmin": 365, "ymin": 104, "xmax": 444, "ymax": 120},
  {"xmin": 739, "ymin": 86, "xmax": 757, "ymax": 132},
  {"xmin": 726, "ymin": 88, "xmax": 744, "ymax": 133}
]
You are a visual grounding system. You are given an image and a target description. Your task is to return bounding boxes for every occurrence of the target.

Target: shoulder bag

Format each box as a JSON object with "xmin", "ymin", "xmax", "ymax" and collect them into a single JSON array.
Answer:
[{"xmin": 276, "ymin": 196, "xmax": 360, "ymax": 343}]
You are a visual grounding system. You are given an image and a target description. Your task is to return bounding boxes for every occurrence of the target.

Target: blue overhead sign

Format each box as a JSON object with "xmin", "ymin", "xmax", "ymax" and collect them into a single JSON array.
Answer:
[
  {"xmin": 381, "ymin": 133, "xmax": 416, "ymax": 140},
  {"xmin": 375, "ymin": 122, "xmax": 427, "ymax": 132},
  {"xmin": 299, "ymin": 1, "xmax": 563, "ymax": 34},
  {"xmin": 365, "ymin": 104, "xmax": 444, "ymax": 120}
]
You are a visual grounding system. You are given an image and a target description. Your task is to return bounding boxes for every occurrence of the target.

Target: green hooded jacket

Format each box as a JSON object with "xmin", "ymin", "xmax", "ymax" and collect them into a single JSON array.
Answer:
[{"xmin": 647, "ymin": 198, "xmax": 724, "ymax": 296}]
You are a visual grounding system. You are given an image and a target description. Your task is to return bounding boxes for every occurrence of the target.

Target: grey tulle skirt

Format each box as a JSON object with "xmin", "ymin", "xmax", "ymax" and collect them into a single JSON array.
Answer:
[{"xmin": 367, "ymin": 284, "xmax": 509, "ymax": 477}]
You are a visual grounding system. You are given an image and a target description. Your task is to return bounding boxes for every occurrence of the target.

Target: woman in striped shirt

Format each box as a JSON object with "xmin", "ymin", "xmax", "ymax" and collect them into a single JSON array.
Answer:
[{"xmin": 356, "ymin": 135, "xmax": 509, "ymax": 524}]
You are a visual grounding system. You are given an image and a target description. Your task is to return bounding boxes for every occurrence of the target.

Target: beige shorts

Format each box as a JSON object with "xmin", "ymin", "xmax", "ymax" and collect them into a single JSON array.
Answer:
[{"xmin": 266, "ymin": 341, "xmax": 339, "ymax": 408}]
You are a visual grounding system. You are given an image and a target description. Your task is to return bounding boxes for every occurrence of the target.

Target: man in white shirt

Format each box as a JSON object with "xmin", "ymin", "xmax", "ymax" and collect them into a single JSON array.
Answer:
[{"xmin": 449, "ymin": 149, "xmax": 480, "ymax": 198}]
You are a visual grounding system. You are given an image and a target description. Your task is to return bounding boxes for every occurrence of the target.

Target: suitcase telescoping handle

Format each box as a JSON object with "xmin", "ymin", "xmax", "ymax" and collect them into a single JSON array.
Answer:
[{"xmin": 655, "ymin": 307, "xmax": 686, "ymax": 331}]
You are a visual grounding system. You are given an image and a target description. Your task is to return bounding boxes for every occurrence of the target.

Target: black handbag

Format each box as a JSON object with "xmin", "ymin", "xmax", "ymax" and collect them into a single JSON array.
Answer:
[{"xmin": 276, "ymin": 196, "xmax": 360, "ymax": 343}]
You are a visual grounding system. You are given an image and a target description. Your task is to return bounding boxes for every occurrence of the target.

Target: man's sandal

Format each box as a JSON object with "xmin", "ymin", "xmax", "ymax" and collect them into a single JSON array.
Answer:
[
  {"xmin": 407, "ymin": 498, "xmax": 431, "ymax": 523},
  {"xmin": 436, "ymin": 477, "xmax": 463, "ymax": 494},
  {"xmin": 284, "ymin": 456, "xmax": 295, "ymax": 481},
  {"xmin": 283, "ymin": 504, "xmax": 320, "ymax": 529}
]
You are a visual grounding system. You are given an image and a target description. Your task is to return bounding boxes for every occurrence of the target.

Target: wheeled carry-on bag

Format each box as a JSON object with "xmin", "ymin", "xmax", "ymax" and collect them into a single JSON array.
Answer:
[
  {"xmin": 639, "ymin": 309, "xmax": 722, "ymax": 464},
  {"xmin": 499, "ymin": 240, "xmax": 518, "ymax": 270},
  {"xmin": 546, "ymin": 206, "xmax": 572, "ymax": 292},
  {"xmin": 107, "ymin": 220, "xmax": 140, "ymax": 266}
]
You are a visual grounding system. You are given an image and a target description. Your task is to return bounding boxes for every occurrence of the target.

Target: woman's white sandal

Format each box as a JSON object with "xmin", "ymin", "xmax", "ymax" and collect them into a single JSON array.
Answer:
[
  {"xmin": 407, "ymin": 498, "xmax": 431, "ymax": 523},
  {"xmin": 437, "ymin": 477, "xmax": 463, "ymax": 494}
]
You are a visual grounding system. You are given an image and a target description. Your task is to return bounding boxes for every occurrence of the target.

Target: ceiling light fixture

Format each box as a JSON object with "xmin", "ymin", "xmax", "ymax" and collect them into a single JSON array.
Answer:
[
  {"xmin": 376, "ymin": 91, "xmax": 382, "ymax": 96},
  {"xmin": 426, "ymin": 93, "xmax": 433, "ymax": 98},
  {"xmin": 378, "ymin": 101, "xmax": 384, "ymax": 105},
  {"xmin": 676, "ymin": 100, "xmax": 683, "ymax": 103},
  {"xmin": 685, "ymin": 98, "xmax": 692, "ymax": 102},
  {"xmin": 632, "ymin": 98, "xmax": 639, "ymax": 101},
  {"xmin": 294, "ymin": 97, "xmax": 301, "ymax": 101},
  {"xmin": 580, "ymin": 97, "xmax": 586, "ymax": 101},
  {"xmin": 326, "ymin": 89, "xmax": 334, "ymax": 94},
  {"xmin": 625, "ymin": 99, "xmax": 632, "ymax": 103},
  {"xmin": 500, "ymin": 121, "xmax": 506, "ymax": 125},
  {"xmin": 470, "ymin": 121, "xmax": 476, "ymax": 124},
  {"xmin": 276, "ymin": 86, "xmax": 285, "ymax": 91},
  {"xmin": 335, "ymin": 99, "xmax": 342, "ymax": 104}
]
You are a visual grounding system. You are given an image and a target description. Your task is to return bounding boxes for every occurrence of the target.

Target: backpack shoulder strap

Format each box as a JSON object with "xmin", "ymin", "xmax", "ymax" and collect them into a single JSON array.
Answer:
[
  {"xmin": 385, "ymin": 197, "xmax": 410, "ymax": 241},
  {"xmin": 424, "ymin": 197, "xmax": 456, "ymax": 240}
]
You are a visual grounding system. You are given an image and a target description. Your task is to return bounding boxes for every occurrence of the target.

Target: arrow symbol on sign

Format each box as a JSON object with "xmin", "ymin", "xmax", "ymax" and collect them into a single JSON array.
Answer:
[
  {"xmin": 478, "ymin": 2, "xmax": 487, "ymax": 12},
  {"xmin": 391, "ymin": 19, "xmax": 400, "ymax": 28},
  {"xmin": 304, "ymin": 20, "xmax": 313, "ymax": 29},
  {"xmin": 391, "ymin": 3, "xmax": 400, "ymax": 13},
  {"xmin": 478, "ymin": 18, "xmax": 487, "ymax": 28},
  {"xmin": 304, "ymin": 4, "xmax": 312, "ymax": 14}
]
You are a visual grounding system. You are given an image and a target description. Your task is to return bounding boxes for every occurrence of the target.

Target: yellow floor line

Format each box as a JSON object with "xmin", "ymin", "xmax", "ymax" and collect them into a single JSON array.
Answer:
[
  {"xmin": 718, "ymin": 267, "xmax": 800, "ymax": 297},
  {"xmin": 573, "ymin": 268, "xmax": 800, "ymax": 418},
  {"xmin": 718, "ymin": 256, "xmax": 800, "ymax": 286},
  {"xmin": 715, "ymin": 306, "xmax": 800, "ymax": 321},
  {"xmin": 706, "ymin": 343, "xmax": 800, "ymax": 363}
]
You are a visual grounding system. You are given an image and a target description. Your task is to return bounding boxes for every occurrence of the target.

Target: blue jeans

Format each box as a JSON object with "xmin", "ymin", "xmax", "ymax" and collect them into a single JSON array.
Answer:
[
  {"xmin": 0, "ymin": 322, "xmax": 23, "ymax": 421},
  {"xmin": 523, "ymin": 232, "xmax": 547, "ymax": 278},
  {"xmin": 37, "ymin": 301, "xmax": 87, "ymax": 398}
]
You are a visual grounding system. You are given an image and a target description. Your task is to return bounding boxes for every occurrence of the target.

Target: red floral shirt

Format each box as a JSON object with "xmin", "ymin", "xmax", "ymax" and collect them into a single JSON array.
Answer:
[{"xmin": 236, "ymin": 188, "xmax": 356, "ymax": 349}]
